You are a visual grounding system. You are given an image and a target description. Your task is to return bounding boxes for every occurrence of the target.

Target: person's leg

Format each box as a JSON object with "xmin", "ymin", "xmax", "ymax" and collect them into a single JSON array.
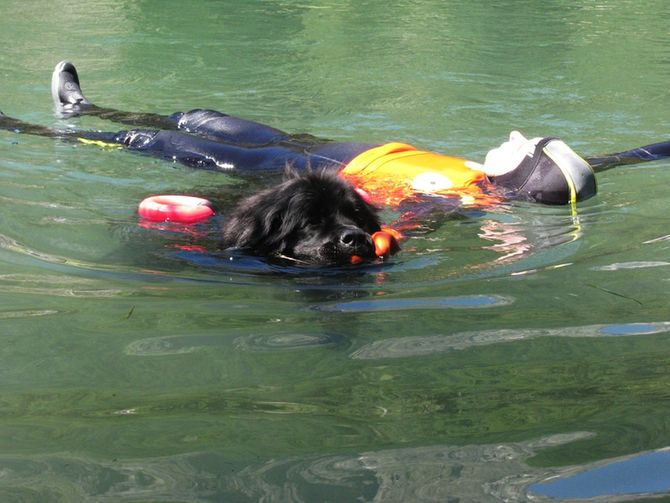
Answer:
[
  {"xmin": 0, "ymin": 110, "xmax": 80, "ymax": 140},
  {"xmin": 3, "ymin": 61, "xmax": 371, "ymax": 174},
  {"xmin": 52, "ymin": 61, "xmax": 294, "ymax": 147},
  {"xmin": 52, "ymin": 61, "xmax": 181, "ymax": 129},
  {"xmin": 1, "ymin": 108, "xmax": 319, "ymax": 174},
  {"xmin": 109, "ymin": 128, "xmax": 313, "ymax": 172},
  {"xmin": 172, "ymin": 110, "xmax": 375, "ymax": 158},
  {"xmin": 170, "ymin": 109, "xmax": 291, "ymax": 146}
]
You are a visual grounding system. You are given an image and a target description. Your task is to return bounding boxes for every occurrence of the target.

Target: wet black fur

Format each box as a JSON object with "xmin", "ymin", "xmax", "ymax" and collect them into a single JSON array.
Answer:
[{"xmin": 222, "ymin": 170, "xmax": 382, "ymax": 265}]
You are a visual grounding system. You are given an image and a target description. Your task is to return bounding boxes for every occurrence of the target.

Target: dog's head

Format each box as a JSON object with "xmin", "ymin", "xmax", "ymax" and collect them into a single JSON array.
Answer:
[{"xmin": 222, "ymin": 170, "xmax": 384, "ymax": 265}]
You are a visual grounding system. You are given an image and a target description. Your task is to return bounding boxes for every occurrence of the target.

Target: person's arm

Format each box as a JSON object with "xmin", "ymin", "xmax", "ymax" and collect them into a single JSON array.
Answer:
[{"xmin": 586, "ymin": 140, "xmax": 670, "ymax": 172}]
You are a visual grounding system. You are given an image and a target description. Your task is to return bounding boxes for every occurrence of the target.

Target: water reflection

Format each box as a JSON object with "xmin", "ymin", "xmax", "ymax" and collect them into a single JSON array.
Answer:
[
  {"xmin": 351, "ymin": 321, "xmax": 670, "ymax": 359},
  {"xmin": 3, "ymin": 4, "xmax": 670, "ymax": 503},
  {"xmin": 592, "ymin": 261, "xmax": 670, "ymax": 271},
  {"xmin": 125, "ymin": 331, "xmax": 346, "ymax": 356},
  {"xmin": 0, "ymin": 431, "xmax": 618, "ymax": 502},
  {"xmin": 530, "ymin": 447, "xmax": 670, "ymax": 500},
  {"xmin": 0, "ymin": 309, "xmax": 60, "ymax": 319},
  {"xmin": 2, "ymin": 385, "xmax": 669, "ymax": 501},
  {"xmin": 314, "ymin": 294, "xmax": 514, "ymax": 313},
  {"xmin": 233, "ymin": 331, "xmax": 346, "ymax": 352},
  {"xmin": 0, "ymin": 272, "xmax": 125, "ymax": 298}
]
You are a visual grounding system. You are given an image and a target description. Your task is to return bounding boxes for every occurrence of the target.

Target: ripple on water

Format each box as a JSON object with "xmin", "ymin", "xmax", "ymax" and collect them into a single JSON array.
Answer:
[
  {"xmin": 0, "ymin": 432, "xmax": 607, "ymax": 502},
  {"xmin": 233, "ymin": 331, "xmax": 346, "ymax": 352},
  {"xmin": 0, "ymin": 272, "xmax": 126, "ymax": 298},
  {"xmin": 592, "ymin": 261, "xmax": 670, "ymax": 271},
  {"xmin": 126, "ymin": 331, "xmax": 345, "ymax": 356},
  {"xmin": 350, "ymin": 321, "xmax": 670, "ymax": 359},
  {"xmin": 0, "ymin": 309, "xmax": 60, "ymax": 319},
  {"xmin": 125, "ymin": 336, "xmax": 202, "ymax": 356},
  {"xmin": 14, "ymin": 431, "xmax": 670, "ymax": 502},
  {"xmin": 314, "ymin": 294, "xmax": 515, "ymax": 313}
]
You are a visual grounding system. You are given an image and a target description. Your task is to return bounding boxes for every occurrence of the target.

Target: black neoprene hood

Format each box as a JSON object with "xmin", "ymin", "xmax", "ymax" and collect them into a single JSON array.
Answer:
[{"xmin": 492, "ymin": 137, "xmax": 597, "ymax": 204}]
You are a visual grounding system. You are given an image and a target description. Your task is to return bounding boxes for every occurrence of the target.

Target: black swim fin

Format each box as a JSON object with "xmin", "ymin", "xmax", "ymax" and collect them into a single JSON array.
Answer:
[{"xmin": 51, "ymin": 60, "xmax": 91, "ymax": 112}]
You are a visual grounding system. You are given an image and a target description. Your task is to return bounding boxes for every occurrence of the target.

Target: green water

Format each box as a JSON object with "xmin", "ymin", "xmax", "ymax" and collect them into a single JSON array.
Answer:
[{"xmin": 1, "ymin": 0, "xmax": 670, "ymax": 501}]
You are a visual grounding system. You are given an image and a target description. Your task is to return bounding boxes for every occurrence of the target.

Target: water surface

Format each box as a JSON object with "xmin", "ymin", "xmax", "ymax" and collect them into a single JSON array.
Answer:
[{"xmin": 1, "ymin": 0, "xmax": 670, "ymax": 501}]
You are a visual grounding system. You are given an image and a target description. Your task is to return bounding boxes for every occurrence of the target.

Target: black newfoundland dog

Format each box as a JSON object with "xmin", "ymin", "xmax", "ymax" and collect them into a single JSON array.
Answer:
[
  {"xmin": 4, "ymin": 60, "xmax": 413, "ymax": 267},
  {"xmin": 222, "ymin": 170, "xmax": 384, "ymax": 266}
]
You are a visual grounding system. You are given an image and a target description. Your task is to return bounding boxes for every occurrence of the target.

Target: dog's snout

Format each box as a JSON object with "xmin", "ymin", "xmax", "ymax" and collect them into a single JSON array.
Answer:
[{"xmin": 338, "ymin": 227, "xmax": 372, "ymax": 250}]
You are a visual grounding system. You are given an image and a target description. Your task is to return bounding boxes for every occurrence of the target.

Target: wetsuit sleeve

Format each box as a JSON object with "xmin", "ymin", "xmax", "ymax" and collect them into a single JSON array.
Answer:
[{"xmin": 586, "ymin": 140, "xmax": 670, "ymax": 171}]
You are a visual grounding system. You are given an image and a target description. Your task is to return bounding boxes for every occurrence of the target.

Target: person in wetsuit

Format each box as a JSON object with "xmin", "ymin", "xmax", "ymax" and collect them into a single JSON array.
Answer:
[
  {"xmin": 47, "ymin": 61, "xmax": 599, "ymax": 207},
  {"xmin": 4, "ymin": 61, "xmax": 670, "ymax": 208}
]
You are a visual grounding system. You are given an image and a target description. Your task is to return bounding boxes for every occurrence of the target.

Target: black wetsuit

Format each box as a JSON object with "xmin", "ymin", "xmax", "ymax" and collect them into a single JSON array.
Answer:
[
  {"xmin": 3, "ymin": 107, "xmax": 670, "ymax": 204},
  {"xmin": 83, "ymin": 109, "xmax": 377, "ymax": 174},
  {"xmin": 83, "ymin": 109, "xmax": 602, "ymax": 204}
]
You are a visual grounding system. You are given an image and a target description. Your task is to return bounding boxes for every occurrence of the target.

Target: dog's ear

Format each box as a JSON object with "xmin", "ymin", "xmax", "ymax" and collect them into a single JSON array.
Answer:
[{"xmin": 222, "ymin": 185, "xmax": 292, "ymax": 254}]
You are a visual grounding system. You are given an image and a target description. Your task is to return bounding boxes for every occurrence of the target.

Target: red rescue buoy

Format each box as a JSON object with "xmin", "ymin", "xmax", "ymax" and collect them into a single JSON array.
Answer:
[{"xmin": 138, "ymin": 195, "xmax": 215, "ymax": 223}]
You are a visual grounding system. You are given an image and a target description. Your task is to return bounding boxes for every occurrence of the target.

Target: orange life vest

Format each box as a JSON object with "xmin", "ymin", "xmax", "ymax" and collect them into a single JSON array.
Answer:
[{"xmin": 340, "ymin": 142, "xmax": 489, "ymax": 206}]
